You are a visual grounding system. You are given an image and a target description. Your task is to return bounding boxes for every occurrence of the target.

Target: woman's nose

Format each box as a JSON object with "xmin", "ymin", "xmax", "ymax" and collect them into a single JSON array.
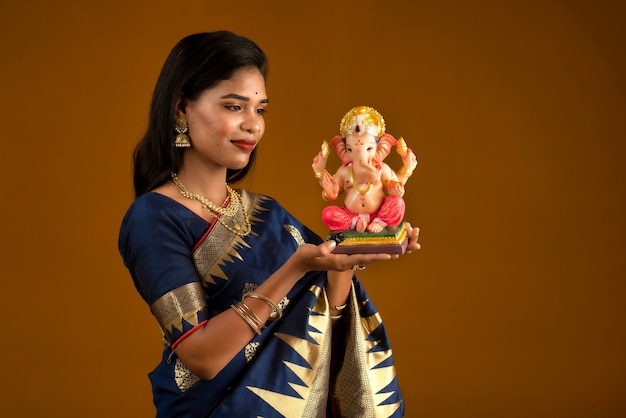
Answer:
[{"xmin": 242, "ymin": 114, "xmax": 261, "ymax": 133}]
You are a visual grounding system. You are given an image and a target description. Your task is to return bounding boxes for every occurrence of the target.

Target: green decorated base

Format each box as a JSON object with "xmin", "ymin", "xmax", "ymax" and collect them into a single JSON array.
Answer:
[{"xmin": 328, "ymin": 222, "xmax": 409, "ymax": 255}]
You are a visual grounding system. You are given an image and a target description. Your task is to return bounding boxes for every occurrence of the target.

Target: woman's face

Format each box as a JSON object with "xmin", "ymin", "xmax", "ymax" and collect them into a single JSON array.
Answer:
[{"xmin": 180, "ymin": 66, "xmax": 268, "ymax": 172}]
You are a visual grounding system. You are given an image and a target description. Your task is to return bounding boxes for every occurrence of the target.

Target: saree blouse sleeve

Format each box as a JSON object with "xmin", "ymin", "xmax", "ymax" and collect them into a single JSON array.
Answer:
[{"xmin": 118, "ymin": 193, "xmax": 211, "ymax": 347}]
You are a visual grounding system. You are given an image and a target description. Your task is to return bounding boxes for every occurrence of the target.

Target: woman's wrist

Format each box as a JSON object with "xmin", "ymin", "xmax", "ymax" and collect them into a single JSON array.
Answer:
[
  {"xmin": 326, "ymin": 270, "xmax": 352, "ymax": 314},
  {"xmin": 282, "ymin": 250, "xmax": 310, "ymax": 282},
  {"xmin": 326, "ymin": 269, "xmax": 353, "ymax": 283}
]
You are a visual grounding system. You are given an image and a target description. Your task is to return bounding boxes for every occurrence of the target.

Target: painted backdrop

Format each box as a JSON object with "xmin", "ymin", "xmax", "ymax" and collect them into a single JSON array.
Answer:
[{"xmin": 1, "ymin": 0, "xmax": 624, "ymax": 416}]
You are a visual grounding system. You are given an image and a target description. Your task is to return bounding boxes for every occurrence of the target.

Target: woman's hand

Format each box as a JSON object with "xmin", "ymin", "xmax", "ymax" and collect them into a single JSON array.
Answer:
[
  {"xmin": 295, "ymin": 223, "xmax": 421, "ymax": 272},
  {"xmin": 404, "ymin": 223, "xmax": 421, "ymax": 253},
  {"xmin": 290, "ymin": 222, "xmax": 420, "ymax": 278},
  {"xmin": 294, "ymin": 240, "xmax": 395, "ymax": 273}
]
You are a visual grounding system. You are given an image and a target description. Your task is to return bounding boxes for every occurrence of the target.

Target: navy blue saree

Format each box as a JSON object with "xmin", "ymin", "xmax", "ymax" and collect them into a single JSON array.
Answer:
[{"xmin": 119, "ymin": 190, "xmax": 404, "ymax": 417}]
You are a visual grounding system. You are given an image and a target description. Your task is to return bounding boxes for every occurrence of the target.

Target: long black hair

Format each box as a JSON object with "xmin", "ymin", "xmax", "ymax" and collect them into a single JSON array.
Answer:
[{"xmin": 133, "ymin": 31, "xmax": 269, "ymax": 197}]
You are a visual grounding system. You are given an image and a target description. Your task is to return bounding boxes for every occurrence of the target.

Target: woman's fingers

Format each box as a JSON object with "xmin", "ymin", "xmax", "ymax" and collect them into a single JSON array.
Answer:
[
  {"xmin": 405, "ymin": 224, "xmax": 421, "ymax": 253},
  {"xmin": 341, "ymin": 252, "xmax": 394, "ymax": 271}
]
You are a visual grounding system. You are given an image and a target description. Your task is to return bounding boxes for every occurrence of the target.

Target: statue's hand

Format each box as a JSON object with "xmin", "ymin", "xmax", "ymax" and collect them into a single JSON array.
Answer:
[
  {"xmin": 312, "ymin": 154, "xmax": 328, "ymax": 180},
  {"xmin": 387, "ymin": 181, "xmax": 405, "ymax": 196},
  {"xmin": 312, "ymin": 140, "xmax": 330, "ymax": 177},
  {"xmin": 402, "ymin": 148, "xmax": 418, "ymax": 172},
  {"xmin": 321, "ymin": 173, "xmax": 339, "ymax": 201}
]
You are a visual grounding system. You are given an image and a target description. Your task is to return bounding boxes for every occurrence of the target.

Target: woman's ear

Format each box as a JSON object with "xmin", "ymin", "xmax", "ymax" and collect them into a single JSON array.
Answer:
[{"xmin": 175, "ymin": 93, "xmax": 187, "ymax": 118}]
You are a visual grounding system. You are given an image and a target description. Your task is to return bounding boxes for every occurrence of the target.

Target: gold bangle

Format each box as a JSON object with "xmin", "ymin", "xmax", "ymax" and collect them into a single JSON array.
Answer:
[
  {"xmin": 243, "ymin": 293, "xmax": 282, "ymax": 320},
  {"xmin": 399, "ymin": 166, "xmax": 413, "ymax": 177},
  {"xmin": 231, "ymin": 303, "xmax": 262, "ymax": 335},
  {"xmin": 238, "ymin": 302, "xmax": 266, "ymax": 330}
]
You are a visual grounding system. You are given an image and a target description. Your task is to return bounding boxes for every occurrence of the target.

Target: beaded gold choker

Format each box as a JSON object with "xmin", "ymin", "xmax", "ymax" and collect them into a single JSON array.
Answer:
[{"xmin": 170, "ymin": 172, "xmax": 251, "ymax": 236}]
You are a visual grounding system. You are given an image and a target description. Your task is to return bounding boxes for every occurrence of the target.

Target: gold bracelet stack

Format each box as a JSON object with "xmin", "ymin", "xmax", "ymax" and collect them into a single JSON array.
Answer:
[
  {"xmin": 231, "ymin": 302, "xmax": 265, "ymax": 335},
  {"xmin": 243, "ymin": 292, "xmax": 282, "ymax": 320}
]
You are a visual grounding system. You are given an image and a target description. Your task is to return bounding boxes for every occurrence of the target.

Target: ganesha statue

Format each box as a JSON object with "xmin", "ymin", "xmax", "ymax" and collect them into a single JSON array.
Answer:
[{"xmin": 312, "ymin": 106, "xmax": 418, "ymax": 254}]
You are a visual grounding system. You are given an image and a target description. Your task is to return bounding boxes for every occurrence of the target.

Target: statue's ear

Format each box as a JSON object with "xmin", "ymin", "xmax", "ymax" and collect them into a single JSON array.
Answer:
[
  {"xmin": 376, "ymin": 133, "xmax": 398, "ymax": 162},
  {"xmin": 330, "ymin": 135, "xmax": 351, "ymax": 165}
]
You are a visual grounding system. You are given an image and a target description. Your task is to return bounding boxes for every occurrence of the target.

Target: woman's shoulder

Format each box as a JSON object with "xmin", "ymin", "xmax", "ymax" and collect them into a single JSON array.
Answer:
[
  {"xmin": 119, "ymin": 192, "xmax": 211, "ymax": 255},
  {"xmin": 120, "ymin": 192, "xmax": 208, "ymax": 235},
  {"xmin": 124, "ymin": 192, "xmax": 182, "ymax": 219}
]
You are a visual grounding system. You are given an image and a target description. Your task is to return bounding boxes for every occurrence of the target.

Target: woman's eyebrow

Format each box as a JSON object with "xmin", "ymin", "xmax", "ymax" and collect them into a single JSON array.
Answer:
[
  {"xmin": 220, "ymin": 93, "xmax": 249, "ymax": 101},
  {"xmin": 220, "ymin": 93, "xmax": 269, "ymax": 104}
]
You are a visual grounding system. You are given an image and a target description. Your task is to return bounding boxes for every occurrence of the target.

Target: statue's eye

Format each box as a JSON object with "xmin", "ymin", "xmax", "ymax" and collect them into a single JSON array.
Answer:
[{"xmin": 347, "ymin": 148, "xmax": 352, "ymax": 152}]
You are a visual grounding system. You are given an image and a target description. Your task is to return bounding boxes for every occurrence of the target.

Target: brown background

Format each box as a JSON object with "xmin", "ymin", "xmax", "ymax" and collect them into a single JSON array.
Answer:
[{"xmin": 1, "ymin": 0, "xmax": 624, "ymax": 416}]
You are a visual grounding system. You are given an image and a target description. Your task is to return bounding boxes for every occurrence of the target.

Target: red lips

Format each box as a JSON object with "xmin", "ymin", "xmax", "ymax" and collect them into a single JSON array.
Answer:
[{"xmin": 231, "ymin": 140, "xmax": 256, "ymax": 151}]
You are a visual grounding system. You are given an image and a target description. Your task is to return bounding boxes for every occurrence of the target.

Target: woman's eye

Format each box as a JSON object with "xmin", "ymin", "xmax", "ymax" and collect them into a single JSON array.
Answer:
[
  {"xmin": 256, "ymin": 108, "xmax": 266, "ymax": 115},
  {"xmin": 225, "ymin": 105, "xmax": 242, "ymax": 111}
]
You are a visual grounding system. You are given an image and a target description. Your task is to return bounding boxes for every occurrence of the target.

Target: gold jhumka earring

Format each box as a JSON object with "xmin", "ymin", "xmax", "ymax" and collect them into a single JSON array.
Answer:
[{"xmin": 174, "ymin": 118, "xmax": 191, "ymax": 147}]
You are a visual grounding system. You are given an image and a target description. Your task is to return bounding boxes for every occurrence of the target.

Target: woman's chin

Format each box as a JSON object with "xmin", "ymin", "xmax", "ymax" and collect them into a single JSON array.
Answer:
[{"xmin": 228, "ymin": 159, "xmax": 251, "ymax": 171}]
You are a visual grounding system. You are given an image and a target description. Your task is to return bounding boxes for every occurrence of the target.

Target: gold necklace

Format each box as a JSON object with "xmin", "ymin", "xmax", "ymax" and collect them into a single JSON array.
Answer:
[
  {"xmin": 170, "ymin": 172, "xmax": 252, "ymax": 236},
  {"xmin": 349, "ymin": 166, "xmax": 373, "ymax": 195}
]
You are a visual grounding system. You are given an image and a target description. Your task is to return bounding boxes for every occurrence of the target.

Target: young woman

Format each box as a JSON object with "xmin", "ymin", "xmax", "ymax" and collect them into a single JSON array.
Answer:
[{"xmin": 118, "ymin": 31, "xmax": 420, "ymax": 417}]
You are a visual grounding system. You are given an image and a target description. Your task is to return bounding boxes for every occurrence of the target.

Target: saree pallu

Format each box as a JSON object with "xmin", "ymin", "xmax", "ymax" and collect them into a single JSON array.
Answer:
[{"xmin": 119, "ymin": 191, "xmax": 404, "ymax": 417}]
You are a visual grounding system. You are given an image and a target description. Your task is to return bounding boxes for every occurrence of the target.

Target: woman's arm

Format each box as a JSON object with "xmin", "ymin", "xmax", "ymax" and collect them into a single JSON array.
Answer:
[{"xmin": 176, "ymin": 240, "xmax": 397, "ymax": 379}]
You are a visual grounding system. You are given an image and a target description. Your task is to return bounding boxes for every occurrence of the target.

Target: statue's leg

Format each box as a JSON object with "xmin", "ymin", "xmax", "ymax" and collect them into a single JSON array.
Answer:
[
  {"xmin": 355, "ymin": 214, "xmax": 370, "ymax": 233},
  {"xmin": 372, "ymin": 195, "xmax": 405, "ymax": 228},
  {"xmin": 322, "ymin": 206, "xmax": 359, "ymax": 231}
]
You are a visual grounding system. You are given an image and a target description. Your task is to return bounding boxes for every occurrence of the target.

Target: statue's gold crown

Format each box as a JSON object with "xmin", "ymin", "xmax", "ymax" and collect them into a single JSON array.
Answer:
[{"xmin": 339, "ymin": 106, "xmax": 386, "ymax": 138}]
